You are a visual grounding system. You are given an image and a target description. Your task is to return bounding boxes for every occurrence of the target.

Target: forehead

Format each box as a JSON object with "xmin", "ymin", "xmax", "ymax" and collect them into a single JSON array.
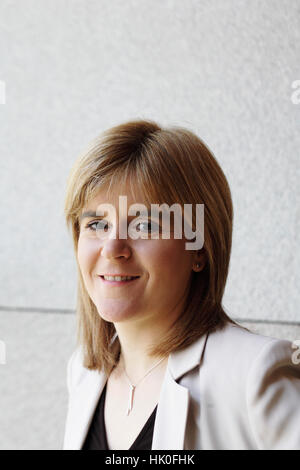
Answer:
[{"xmin": 82, "ymin": 182, "xmax": 148, "ymax": 212}]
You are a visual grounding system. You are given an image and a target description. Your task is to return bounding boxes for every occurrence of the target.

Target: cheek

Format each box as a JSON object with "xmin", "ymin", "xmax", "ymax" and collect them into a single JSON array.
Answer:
[
  {"xmin": 144, "ymin": 240, "xmax": 192, "ymax": 280},
  {"xmin": 77, "ymin": 237, "xmax": 99, "ymax": 273}
]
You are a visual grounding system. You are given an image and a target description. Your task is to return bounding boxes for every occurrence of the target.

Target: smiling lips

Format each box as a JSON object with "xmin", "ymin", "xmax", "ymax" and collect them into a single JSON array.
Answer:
[{"xmin": 99, "ymin": 274, "xmax": 140, "ymax": 285}]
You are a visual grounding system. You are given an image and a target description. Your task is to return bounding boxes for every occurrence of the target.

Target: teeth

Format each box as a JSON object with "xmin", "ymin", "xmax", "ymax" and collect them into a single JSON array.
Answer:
[{"xmin": 103, "ymin": 275, "xmax": 136, "ymax": 281}]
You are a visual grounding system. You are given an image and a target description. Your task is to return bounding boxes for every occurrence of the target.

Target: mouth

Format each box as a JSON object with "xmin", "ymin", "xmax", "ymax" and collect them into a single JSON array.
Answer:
[{"xmin": 98, "ymin": 275, "xmax": 140, "ymax": 286}]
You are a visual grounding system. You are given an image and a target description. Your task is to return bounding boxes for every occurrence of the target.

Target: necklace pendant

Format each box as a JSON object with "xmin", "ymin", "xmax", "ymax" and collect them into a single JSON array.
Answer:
[{"xmin": 127, "ymin": 385, "xmax": 135, "ymax": 416}]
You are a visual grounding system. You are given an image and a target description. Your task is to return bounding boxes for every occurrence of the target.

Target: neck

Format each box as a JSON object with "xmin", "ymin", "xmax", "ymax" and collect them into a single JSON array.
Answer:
[{"xmin": 113, "ymin": 318, "xmax": 170, "ymax": 381}]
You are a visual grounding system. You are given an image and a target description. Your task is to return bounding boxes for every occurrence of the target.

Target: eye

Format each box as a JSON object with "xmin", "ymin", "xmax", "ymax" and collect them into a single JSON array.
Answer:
[
  {"xmin": 136, "ymin": 220, "xmax": 160, "ymax": 233},
  {"xmin": 86, "ymin": 219, "xmax": 110, "ymax": 232}
]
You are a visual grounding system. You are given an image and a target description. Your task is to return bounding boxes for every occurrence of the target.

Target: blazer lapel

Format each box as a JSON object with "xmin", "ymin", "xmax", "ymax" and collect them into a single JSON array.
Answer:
[
  {"xmin": 63, "ymin": 368, "xmax": 108, "ymax": 450},
  {"xmin": 152, "ymin": 332, "xmax": 209, "ymax": 450},
  {"xmin": 151, "ymin": 366, "xmax": 190, "ymax": 449}
]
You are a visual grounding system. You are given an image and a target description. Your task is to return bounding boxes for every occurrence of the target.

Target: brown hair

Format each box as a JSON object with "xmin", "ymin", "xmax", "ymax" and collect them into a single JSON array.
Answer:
[{"xmin": 64, "ymin": 119, "xmax": 243, "ymax": 375}]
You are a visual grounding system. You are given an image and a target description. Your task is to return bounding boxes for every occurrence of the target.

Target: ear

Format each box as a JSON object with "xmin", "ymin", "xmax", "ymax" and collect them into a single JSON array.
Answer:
[{"xmin": 192, "ymin": 249, "xmax": 206, "ymax": 273}]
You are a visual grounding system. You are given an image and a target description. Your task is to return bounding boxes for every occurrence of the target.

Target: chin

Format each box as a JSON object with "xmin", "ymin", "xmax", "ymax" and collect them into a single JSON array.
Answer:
[{"xmin": 94, "ymin": 302, "xmax": 137, "ymax": 323}]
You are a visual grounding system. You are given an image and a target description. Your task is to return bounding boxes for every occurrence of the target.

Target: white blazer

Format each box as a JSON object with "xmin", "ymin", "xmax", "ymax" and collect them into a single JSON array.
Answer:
[{"xmin": 63, "ymin": 322, "xmax": 300, "ymax": 450}]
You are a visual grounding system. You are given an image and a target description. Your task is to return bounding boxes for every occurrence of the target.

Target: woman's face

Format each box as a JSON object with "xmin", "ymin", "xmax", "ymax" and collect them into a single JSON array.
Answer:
[{"xmin": 77, "ymin": 184, "xmax": 200, "ymax": 326}]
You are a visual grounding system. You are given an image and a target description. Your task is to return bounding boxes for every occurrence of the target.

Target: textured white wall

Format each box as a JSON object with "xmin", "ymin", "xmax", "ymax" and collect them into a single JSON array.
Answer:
[{"xmin": 0, "ymin": 0, "xmax": 299, "ymax": 450}]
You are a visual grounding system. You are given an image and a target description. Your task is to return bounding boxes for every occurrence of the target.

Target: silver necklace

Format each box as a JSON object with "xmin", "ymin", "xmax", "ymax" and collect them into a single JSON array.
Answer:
[{"xmin": 120, "ymin": 356, "xmax": 167, "ymax": 415}]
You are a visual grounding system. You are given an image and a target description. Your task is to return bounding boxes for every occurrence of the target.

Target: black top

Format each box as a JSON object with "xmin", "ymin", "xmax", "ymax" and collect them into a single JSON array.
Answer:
[{"xmin": 82, "ymin": 383, "xmax": 158, "ymax": 450}]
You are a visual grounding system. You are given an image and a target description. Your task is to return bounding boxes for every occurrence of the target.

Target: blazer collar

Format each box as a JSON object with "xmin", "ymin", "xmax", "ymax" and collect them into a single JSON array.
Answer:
[{"xmin": 167, "ymin": 332, "xmax": 209, "ymax": 381}]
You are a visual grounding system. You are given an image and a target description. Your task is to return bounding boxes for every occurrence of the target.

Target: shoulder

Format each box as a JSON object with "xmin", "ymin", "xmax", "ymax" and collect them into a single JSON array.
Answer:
[
  {"xmin": 199, "ymin": 322, "xmax": 300, "ymax": 448},
  {"xmin": 205, "ymin": 321, "xmax": 294, "ymax": 371},
  {"xmin": 198, "ymin": 321, "xmax": 298, "ymax": 409}
]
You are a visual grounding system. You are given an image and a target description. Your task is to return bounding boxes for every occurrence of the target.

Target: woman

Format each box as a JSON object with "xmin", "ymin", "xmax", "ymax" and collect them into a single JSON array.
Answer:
[{"xmin": 63, "ymin": 119, "xmax": 300, "ymax": 450}]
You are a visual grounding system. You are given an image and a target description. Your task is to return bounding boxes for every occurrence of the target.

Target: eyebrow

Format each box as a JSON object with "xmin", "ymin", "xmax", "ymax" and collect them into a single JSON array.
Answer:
[
  {"xmin": 80, "ymin": 211, "xmax": 100, "ymax": 221},
  {"xmin": 80, "ymin": 209, "xmax": 152, "ymax": 221}
]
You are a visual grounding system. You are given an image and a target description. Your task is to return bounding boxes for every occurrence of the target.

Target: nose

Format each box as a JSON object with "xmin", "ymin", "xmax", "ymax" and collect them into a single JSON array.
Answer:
[
  {"xmin": 100, "ymin": 222, "xmax": 132, "ymax": 261},
  {"xmin": 100, "ymin": 238, "xmax": 132, "ymax": 261}
]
